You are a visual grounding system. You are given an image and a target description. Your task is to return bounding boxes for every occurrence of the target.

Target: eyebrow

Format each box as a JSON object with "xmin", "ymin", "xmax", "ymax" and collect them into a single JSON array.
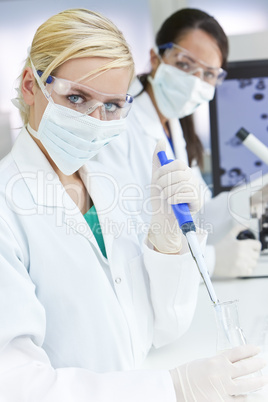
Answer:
[
  {"xmin": 68, "ymin": 88, "xmax": 93, "ymax": 98},
  {"xmin": 183, "ymin": 54, "xmax": 196, "ymax": 64},
  {"xmin": 104, "ymin": 97, "xmax": 125, "ymax": 103}
]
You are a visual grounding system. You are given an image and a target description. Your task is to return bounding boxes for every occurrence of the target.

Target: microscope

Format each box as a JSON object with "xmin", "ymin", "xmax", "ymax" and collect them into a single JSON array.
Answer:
[
  {"xmin": 229, "ymin": 172, "xmax": 268, "ymax": 253},
  {"xmin": 235, "ymin": 128, "xmax": 268, "ymax": 252},
  {"xmin": 250, "ymin": 183, "xmax": 268, "ymax": 251}
]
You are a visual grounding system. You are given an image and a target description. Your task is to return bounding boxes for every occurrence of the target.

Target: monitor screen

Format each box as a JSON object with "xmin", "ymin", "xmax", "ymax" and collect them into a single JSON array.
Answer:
[{"xmin": 209, "ymin": 59, "xmax": 268, "ymax": 195}]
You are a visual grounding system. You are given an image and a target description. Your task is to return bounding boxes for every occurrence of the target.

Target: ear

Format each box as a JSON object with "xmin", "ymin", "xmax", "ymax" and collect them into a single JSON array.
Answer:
[
  {"xmin": 21, "ymin": 67, "xmax": 36, "ymax": 106},
  {"xmin": 150, "ymin": 48, "xmax": 161, "ymax": 74}
]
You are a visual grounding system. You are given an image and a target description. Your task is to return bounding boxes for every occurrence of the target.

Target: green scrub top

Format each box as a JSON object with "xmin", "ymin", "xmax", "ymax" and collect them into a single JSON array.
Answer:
[{"xmin": 84, "ymin": 205, "xmax": 107, "ymax": 259}]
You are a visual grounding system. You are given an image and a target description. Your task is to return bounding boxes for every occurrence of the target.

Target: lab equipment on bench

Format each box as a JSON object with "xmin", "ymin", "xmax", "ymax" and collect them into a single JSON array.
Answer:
[
  {"xmin": 228, "ymin": 170, "xmax": 268, "ymax": 253},
  {"xmin": 235, "ymin": 127, "xmax": 268, "ymax": 251},
  {"xmin": 236, "ymin": 127, "xmax": 268, "ymax": 166}
]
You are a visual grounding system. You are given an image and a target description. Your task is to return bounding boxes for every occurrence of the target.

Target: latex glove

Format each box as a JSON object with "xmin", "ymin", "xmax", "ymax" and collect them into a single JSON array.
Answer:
[
  {"xmin": 170, "ymin": 345, "xmax": 268, "ymax": 401},
  {"xmin": 213, "ymin": 224, "xmax": 262, "ymax": 277},
  {"xmin": 147, "ymin": 140, "xmax": 202, "ymax": 254}
]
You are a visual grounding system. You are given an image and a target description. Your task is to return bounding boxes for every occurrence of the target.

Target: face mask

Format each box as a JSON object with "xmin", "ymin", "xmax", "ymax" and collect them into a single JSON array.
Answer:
[
  {"xmin": 28, "ymin": 103, "xmax": 126, "ymax": 175},
  {"xmin": 148, "ymin": 63, "xmax": 215, "ymax": 119},
  {"xmin": 28, "ymin": 63, "xmax": 127, "ymax": 176}
]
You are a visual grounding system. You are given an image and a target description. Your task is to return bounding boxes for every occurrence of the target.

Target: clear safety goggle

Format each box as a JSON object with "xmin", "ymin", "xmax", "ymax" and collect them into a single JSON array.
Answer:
[
  {"xmin": 158, "ymin": 42, "xmax": 227, "ymax": 86},
  {"xmin": 36, "ymin": 71, "xmax": 133, "ymax": 121}
]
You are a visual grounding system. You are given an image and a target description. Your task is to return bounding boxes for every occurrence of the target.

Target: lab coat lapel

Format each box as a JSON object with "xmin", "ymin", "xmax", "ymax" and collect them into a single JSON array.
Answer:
[
  {"xmin": 12, "ymin": 128, "xmax": 100, "ymax": 249},
  {"xmin": 11, "ymin": 127, "xmax": 67, "ymax": 208},
  {"xmin": 60, "ymin": 166, "xmax": 107, "ymax": 251},
  {"xmin": 78, "ymin": 162, "xmax": 117, "ymax": 259}
]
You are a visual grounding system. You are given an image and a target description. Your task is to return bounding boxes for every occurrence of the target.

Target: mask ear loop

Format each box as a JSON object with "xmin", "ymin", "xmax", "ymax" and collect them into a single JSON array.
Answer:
[{"xmin": 37, "ymin": 70, "xmax": 53, "ymax": 84}]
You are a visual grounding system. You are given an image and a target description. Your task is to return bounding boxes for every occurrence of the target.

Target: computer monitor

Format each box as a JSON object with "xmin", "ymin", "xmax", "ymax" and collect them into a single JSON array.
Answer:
[{"xmin": 209, "ymin": 59, "xmax": 268, "ymax": 196}]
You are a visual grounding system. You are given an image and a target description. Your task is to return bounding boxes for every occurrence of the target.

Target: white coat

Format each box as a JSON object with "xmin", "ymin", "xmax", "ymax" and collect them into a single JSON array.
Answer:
[
  {"xmin": 96, "ymin": 78, "xmax": 216, "ymax": 272},
  {"xmin": 0, "ymin": 127, "xmax": 206, "ymax": 401},
  {"xmin": 97, "ymin": 78, "xmax": 211, "ymax": 187}
]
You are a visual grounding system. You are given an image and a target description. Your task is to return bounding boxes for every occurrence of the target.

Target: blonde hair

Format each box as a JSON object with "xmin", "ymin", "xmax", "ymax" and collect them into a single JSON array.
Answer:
[{"xmin": 17, "ymin": 8, "xmax": 135, "ymax": 124}]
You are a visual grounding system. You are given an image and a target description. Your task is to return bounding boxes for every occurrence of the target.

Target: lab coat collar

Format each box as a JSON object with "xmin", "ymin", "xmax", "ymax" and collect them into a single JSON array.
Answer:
[
  {"xmin": 11, "ymin": 128, "xmax": 111, "ymax": 216},
  {"xmin": 11, "ymin": 128, "xmax": 113, "ymax": 212},
  {"xmin": 11, "ymin": 127, "xmax": 69, "ymax": 209},
  {"xmin": 59, "ymin": 160, "xmax": 117, "ymax": 260},
  {"xmin": 78, "ymin": 159, "xmax": 126, "ymax": 260},
  {"xmin": 11, "ymin": 127, "xmax": 114, "ymax": 256}
]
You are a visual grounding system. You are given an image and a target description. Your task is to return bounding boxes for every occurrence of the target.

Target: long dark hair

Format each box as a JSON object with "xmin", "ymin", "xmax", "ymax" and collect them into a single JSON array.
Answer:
[
  {"xmin": 138, "ymin": 8, "xmax": 228, "ymax": 168},
  {"xmin": 156, "ymin": 8, "xmax": 228, "ymax": 69}
]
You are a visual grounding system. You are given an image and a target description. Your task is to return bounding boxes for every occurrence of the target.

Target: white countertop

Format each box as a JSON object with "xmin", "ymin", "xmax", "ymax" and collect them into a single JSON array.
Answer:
[{"xmin": 142, "ymin": 255, "xmax": 268, "ymax": 400}]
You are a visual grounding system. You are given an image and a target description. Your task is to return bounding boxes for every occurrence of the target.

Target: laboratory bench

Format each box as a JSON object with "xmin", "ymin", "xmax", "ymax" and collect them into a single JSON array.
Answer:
[{"xmin": 142, "ymin": 254, "xmax": 268, "ymax": 401}]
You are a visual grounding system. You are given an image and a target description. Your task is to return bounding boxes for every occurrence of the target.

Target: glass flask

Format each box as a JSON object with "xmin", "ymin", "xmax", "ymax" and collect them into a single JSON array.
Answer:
[{"xmin": 213, "ymin": 300, "xmax": 247, "ymax": 352}]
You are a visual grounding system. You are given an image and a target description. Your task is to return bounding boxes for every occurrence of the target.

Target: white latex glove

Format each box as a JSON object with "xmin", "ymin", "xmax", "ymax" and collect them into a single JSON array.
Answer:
[
  {"xmin": 147, "ymin": 140, "xmax": 202, "ymax": 254},
  {"xmin": 213, "ymin": 224, "xmax": 262, "ymax": 277},
  {"xmin": 170, "ymin": 345, "xmax": 268, "ymax": 401}
]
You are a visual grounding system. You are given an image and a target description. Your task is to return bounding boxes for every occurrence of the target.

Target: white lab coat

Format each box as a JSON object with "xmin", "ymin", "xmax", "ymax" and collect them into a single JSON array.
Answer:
[
  {"xmin": 0, "ymin": 127, "xmax": 206, "ymax": 401},
  {"xmin": 97, "ymin": 78, "xmax": 210, "ymax": 187},
  {"xmin": 96, "ymin": 78, "xmax": 216, "ymax": 272}
]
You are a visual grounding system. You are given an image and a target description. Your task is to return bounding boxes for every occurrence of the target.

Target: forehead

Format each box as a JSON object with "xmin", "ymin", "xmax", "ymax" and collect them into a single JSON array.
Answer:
[
  {"xmin": 55, "ymin": 57, "xmax": 131, "ymax": 94},
  {"xmin": 174, "ymin": 29, "xmax": 222, "ymax": 68}
]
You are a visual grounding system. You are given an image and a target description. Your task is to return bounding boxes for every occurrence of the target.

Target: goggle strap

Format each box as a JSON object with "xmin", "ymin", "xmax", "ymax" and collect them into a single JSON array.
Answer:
[
  {"xmin": 158, "ymin": 42, "xmax": 173, "ymax": 50},
  {"xmin": 30, "ymin": 59, "xmax": 52, "ymax": 100},
  {"xmin": 37, "ymin": 70, "xmax": 53, "ymax": 84}
]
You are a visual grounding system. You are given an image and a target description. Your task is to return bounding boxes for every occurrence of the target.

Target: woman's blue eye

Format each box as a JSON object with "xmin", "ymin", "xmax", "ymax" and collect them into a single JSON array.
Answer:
[
  {"xmin": 68, "ymin": 95, "xmax": 83, "ymax": 104},
  {"xmin": 104, "ymin": 103, "xmax": 117, "ymax": 112}
]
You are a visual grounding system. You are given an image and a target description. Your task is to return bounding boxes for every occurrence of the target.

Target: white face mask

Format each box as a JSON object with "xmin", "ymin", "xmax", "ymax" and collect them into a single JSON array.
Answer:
[
  {"xmin": 148, "ymin": 63, "xmax": 215, "ymax": 119},
  {"xmin": 28, "ymin": 63, "xmax": 127, "ymax": 176},
  {"xmin": 28, "ymin": 103, "xmax": 126, "ymax": 176}
]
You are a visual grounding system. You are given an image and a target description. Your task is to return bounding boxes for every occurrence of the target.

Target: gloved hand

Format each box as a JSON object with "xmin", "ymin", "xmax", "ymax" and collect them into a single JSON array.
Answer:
[
  {"xmin": 147, "ymin": 140, "xmax": 202, "ymax": 254},
  {"xmin": 170, "ymin": 344, "xmax": 268, "ymax": 401},
  {"xmin": 213, "ymin": 224, "xmax": 262, "ymax": 277}
]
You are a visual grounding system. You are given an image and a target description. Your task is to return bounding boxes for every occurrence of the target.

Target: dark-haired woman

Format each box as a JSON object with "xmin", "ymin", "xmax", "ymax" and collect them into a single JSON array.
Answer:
[{"xmin": 99, "ymin": 7, "xmax": 261, "ymax": 278}]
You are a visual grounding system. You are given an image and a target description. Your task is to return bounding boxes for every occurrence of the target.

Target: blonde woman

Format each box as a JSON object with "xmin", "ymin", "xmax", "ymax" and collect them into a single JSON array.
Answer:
[{"xmin": 0, "ymin": 8, "xmax": 266, "ymax": 402}]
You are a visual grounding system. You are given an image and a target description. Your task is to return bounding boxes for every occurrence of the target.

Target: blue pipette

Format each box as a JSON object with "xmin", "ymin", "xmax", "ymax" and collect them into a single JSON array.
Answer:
[{"xmin": 158, "ymin": 151, "xmax": 219, "ymax": 304}]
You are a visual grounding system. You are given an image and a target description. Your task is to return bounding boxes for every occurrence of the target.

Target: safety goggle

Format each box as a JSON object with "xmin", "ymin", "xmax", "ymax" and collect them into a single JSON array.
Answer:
[
  {"xmin": 36, "ymin": 71, "xmax": 133, "ymax": 121},
  {"xmin": 158, "ymin": 42, "xmax": 227, "ymax": 86}
]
